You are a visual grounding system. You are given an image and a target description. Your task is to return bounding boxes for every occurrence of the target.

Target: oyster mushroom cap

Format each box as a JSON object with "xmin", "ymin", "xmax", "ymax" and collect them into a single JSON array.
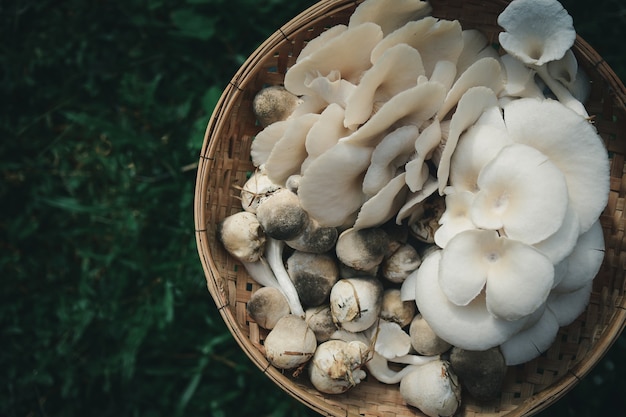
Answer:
[
  {"xmin": 348, "ymin": 0, "xmax": 432, "ymax": 36},
  {"xmin": 497, "ymin": 0, "xmax": 576, "ymax": 67},
  {"xmin": 499, "ymin": 308, "xmax": 560, "ymax": 366},
  {"xmin": 414, "ymin": 250, "xmax": 532, "ymax": 350}
]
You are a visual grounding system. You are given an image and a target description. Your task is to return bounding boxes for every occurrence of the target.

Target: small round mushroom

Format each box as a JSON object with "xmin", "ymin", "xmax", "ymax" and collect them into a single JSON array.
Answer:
[
  {"xmin": 287, "ymin": 251, "xmax": 339, "ymax": 307},
  {"xmin": 309, "ymin": 339, "xmax": 369, "ymax": 394},
  {"xmin": 247, "ymin": 287, "xmax": 291, "ymax": 330},
  {"xmin": 399, "ymin": 359, "xmax": 461, "ymax": 417},
  {"xmin": 382, "ymin": 243, "xmax": 422, "ymax": 284},
  {"xmin": 252, "ymin": 85, "xmax": 301, "ymax": 127},
  {"xmin": 218, "ymin": 211, "xmax": 265, "ymax": 263},
  {"xmin": 329, "ymin": 277, "xmax": 383, "ymax": 333},
  {"xmin": 239, "ymin": 168, "xmax": 282, "ymax": 214},
  {"xmin": 263, "ymin": 314, "xmax": 317, "ymax": 370},
  {"xmin": 380, "ymin": 288, "xmax": 416, "ymax": 328},
  {"xmin": 335, "ymin": 227, "xmax": 390, "ymax": 272},
  {"xmin": 256, "ymin": 188, "xmax": 309, "ymax": 240},
  {"xmin": 285, "ymin": 218, "xmax": 338, "ymax": 254},
  {"xmin": 449, "ymin": 346, "xmax": 507, "ymax": 402},
  {"xmin": 409, "ymin": 314, "xmax": 452, "ymax": 356},
  {"xmin": 305, "ymin": 305, "xmax": 338, "ymax": 343}
]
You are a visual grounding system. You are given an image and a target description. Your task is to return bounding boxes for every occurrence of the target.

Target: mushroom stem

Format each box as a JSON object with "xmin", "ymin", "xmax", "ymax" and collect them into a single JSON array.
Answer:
[
  {"xmin": 241, "ymin": 258, "xmax": 281, "ymax": 290},
  {"xmin": 265, "ymin": 237, "xmax": 306, "ymax": 318},
  {"xmin": 365, "ymin": 352, "xmax": 436, "ymax": 384},
  {"xmin": 533, "ymin": 64, "xmax": 588, "ymax": 118}
]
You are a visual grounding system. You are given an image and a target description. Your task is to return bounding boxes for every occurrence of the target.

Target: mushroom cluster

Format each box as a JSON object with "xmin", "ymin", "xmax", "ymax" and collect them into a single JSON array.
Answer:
[{"xmin": 218, "ymin": 0, "xmax": 609, "ymax": 414}]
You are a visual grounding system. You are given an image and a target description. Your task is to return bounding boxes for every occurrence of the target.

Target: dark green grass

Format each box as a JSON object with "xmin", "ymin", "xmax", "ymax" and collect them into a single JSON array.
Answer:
[{"xmin": 1, "ymin": 1, "xmax": 624, "ymax": 416}]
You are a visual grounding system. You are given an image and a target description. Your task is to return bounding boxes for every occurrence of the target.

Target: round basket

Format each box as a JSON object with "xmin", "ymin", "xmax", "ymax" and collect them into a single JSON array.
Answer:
[{"xmin": 194, "ymin": 0, "xmax": 626, "ymax": 416}]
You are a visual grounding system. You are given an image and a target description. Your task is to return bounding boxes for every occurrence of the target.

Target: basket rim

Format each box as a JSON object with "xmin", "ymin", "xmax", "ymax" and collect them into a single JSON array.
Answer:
[{"xmin": 194, "ymin": 0, "xmax": 626, "ymax": 416}]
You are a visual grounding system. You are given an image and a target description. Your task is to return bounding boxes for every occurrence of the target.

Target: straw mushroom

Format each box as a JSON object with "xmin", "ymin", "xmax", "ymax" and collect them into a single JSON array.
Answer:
[
  {"xmin": 382, "ymin": 243, "xmax": 422, "ymax": 284},
  {"xmin": 247, "ymin": 287, "xmax": 291, "ymax": 330},
  {"xmin": 409, "ymin": 314, "xmax": 452, "ymax": 356},
  {"xmin": 309, "ymin": 339, "xmax": 369, "ymax": 394},
  {"xmin": 285, "ymin": 218, "xmax": 338, "ymax": 254},
  {"xmin": 263, "ymin": 314, "xmax": 317, "ymax": 369},
  {"xmin": 305, "ymin": 305, "xmax": 338, "ymax": 343},
  {"xmin": 256, "ymin": 188, "xmax": 308, "ymax": 241},
  {"xmin": 449, "ymin": 346, "xmax": 507, "ymax": 401},
  {"xmin": 329, "ymin": 276, "xmax": 383, "ymax": 333},
  {"xmin": 399, "ymin": 359, "xmax": 461, "ymax": 417},
  {"xmin": 239, "ymin": 168, "xmax": 282, "ymax": 214},
  {"xmin": 264, "ymin": 237, "xmax": 306, "ymax": 318},
  {"xmin": 252, "ymin": 85, "xmax": 301, "ymax": 127},
  {"xmin": 335, "ymin": 227, "xmax": 390, "ymax": 272},
  {"xmin": 218, "ymin": 211, "xmax": 266, "ymax": 263},
  {"xmin": 380, "ymin": 288, "xmax": 416, "ymax": 328},
  {"xmin": 287, "ymin": 251, "xmax": 339, "ymax": 307}
]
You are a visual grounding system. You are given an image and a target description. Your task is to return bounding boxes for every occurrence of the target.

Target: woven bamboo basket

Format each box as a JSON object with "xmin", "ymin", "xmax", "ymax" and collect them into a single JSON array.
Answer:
[{"xmin": 194, "ymin": 0, "xmax": 626, "ymax": 415}]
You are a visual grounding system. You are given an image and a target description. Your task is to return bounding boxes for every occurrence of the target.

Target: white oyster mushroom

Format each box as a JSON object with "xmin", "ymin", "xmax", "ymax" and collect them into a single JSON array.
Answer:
[
  {"xmin": 547, "ymin": 49, "xmax": 591, "ymax": 103},
  {"xmin": 532, "ymin": 203, "xmax": 580, "ymax": 265},
  {"xmin": 298, "ymin": 142, "xmax": 373, "ymax": 227},
  {"xmin": 455, "ymin": 29, "xmax": 502, "ymax": 77},
  {"xmin": 284, "ymin": 22, "xmax": 383, "ymax": 96},
  {"xmin": 439, "ymin": 229, "xmax": 555, "ymax": 321},
  {"xmin": 547, "ymin": 281, "xmax": 593, "ymax": 326},
  {"xmin": 329, "ymin": 276, "xmax": 383, "ymax": 333},
  {"xmin": 436, "ymin": 85, "xmax": 501, "ymax": 193},
  {"xmin": 497, "ymin": 0, "xmax": 587, "ymax": 116},
  {"xmin": 436, "ymin": 57, "xmax": 504, "ymax": 123},
  {"xmin": 264, "ymin": 113, "xmax": 321, "ymax": 185},
  {"xmin": 499, "ymin": 308, "xmax": 560, "ymax": 366},
  {"xmin": 407, "ymin": 194, "xmax": 446, "ymax": 243},
  {"xmin": 304, "ymin": 70, "xmax": 357, "ymax": 109},
  {"xmin": 433, "ymin": 190, "xmax": 476, "ymax": 249},
  {"xmin": 503, "ymin": 97, "xmax": 609, "ymax": 233},
  {"xmin": 375, "ymin": 320, "xmax": 413, "ymax": 359},
  {"xmin": 448, "ymin": 119, "xmax": 513, "ymax": 194},
  {"xmin": 429, "ymin": 60, "xmax": 457, "ymax": 92},
  {"xmin": 399, "ymin": 360, "xmax": 461, "ymax": 417},
  {"xmin": 296, "ymin": 25, "xmax": 347, "ymax": 63},
  {"xmin": 396, "ymin": 175, "xmax": 439, "ymax": 225},
  {"xmin": 470, "ymin": 143, "xmax": 569, "ymax": 244},
  {"xmin": 302, "ymin": 103, "xmax": 351, "ymax": 172},
  {"xmin": 264, "ymin": 314, "xmax": 317, "ymax": 369},
  {"xmin": 348, "ymin": 0, "xmax": 432, "ymax": 36},
  {"xmin": 344, "ymin": 44, "xmax": 425, "ymax": 129},
  {"xmin": 362, "ymin": 125, "xmax": 420, "ymax": 197},
  {"xmin": 341, "ymin": 81, "xmax": 446, "ymax": 147},
  {"xmin": 250, "ymin": 119, "xmax": 289, "ymax": 167},
  {"xmin": 404, "ymin": 119, "xmax": 442, "ymax": 192},
  {"xmin": 553, "ymin": 219, "xmax": 605, "ymax": 293},
  {"xmin": 309, "ymin": 339, "xmax": 369, "ymax": 394},
  {"xmin": 500, "ymin": 53, "xmax": 545, "ymax": 100},
  {"xmin": 370, "ymin": 17, "xmax": 463, "ymax": 78},
  {"xmin": 353, "ymin": 173, "xmax": 409, "ymax": 230},
  {"xmin": 415, "ymin": 250, "xmax": 534, "ymax": 351}
]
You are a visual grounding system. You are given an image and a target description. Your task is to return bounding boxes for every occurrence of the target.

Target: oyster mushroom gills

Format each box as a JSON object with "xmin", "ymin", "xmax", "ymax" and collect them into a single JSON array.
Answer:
[{"xmin": 216, "ymin": 0, "xmax": 611, "ymax": 410}]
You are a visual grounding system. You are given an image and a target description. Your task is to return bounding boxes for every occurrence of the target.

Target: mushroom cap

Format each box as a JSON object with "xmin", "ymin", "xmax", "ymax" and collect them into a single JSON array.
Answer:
[
  {"xmin": 287, "ymin": 251, "xmax": 339, "ymax": 307},
  {"xmin": 382, "ymin": 243, "xmax": 422, "ymax": 284},
  {"xmin": 239, "ymin": 168, "xmax": 282, "ymax": 214},
  {"xmin": 329, "ymin": 276, "xmax": 384, "ymax": 333},
  {"xmin": 284, "ymin": 22, "xmax": 382, "ymax": 96},
  {"xmin": 499, "ymin": 308, "xmax": 560, "ymax": 366},
  {"xmin": 380, "ymin": 288, "xmax": 417, "ymax": 328},
  {"xmin": 344, "ymin": 43, "xmax": 424, "ymax": 129},
  {"xmin": 371, "ymin": 17, "xmax": 463, "ymax": 78},
  {"xmin": 256, "ymin": 188, "xmax": 309, "ymax": 240},
  {"xmin": 335, "ymin": 227, "xmax": 390, "ymax": 271},
  {"xmin": 547, "ymin": 281, "xmax": 593, "ymax": 327},
  {"xmin": 285, "ymin": 218, "xmax": 338, "ymax": 254},
  {"xmin": 439, "ymin": 229, "xmax": 554, "ymax": 321},
  {"xmin": 218, "ymin": 211, "xmax": 266, "ymax": 263},
  {"xmin": 448, "ymin": 346, "xmax": 507, "ymax": 402},
  {"xmin": 306, "ymin": 305, "xmax": 338, "ymax": 343},
  {"xmin": 399, "ymin": 360, "xmax": 461, "ymax": 417},
  {"xmin": 409, "ymin": 314, "xmax": 452, "ymax": 356},
  {"xmin": 470, "ymin": 142, "xmax": 569, "ymax": 244},
  {"xmin": 348, "ymin": 0, "xmax": 432, "ymax": 36},
  {"xmin": 298, "ymin": 142, "xmax": 373, "ymax": 227},
  {"xmin": 309, "ymin": 339, "xmax": 368, "ymax": 394},
  {"xmin": 433, "ymin": 190, "xmax": 476, "ymax": 249},
  {"xmin": 264, "ymin": 314, "xmax": 317, "ymax": 369},
  {"xmin": 503, "ymin": 98, "xmax": 610, "ymax": 233},
  {"xmin": 375, "ymin": 320, "xmax": 413, "ymax": 359},
  {"xmin": 252, "ymin": 86, "xmax": 301, "ymax": 127},
  {"xmin": 414, "ymin": 250, "xmax": 532, "ymax": 350},
  {"xmin": 353, "ymin": 173, "xmax": 409, "ymax": 230},
  {"xmin": 497, "ymin": 0, "xmax": 575, "ymax": 66},
  {"xmin": 247, "ymin": 286, "xmax": 291, "ymax": 329},
  {"xmin": 302, "ymin": 103, "xmax": 351, "ymax": 172}
]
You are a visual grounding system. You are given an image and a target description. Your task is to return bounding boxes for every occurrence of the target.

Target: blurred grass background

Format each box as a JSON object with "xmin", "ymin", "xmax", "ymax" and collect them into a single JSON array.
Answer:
[{"xmin": 1, "ymin": 0, "xmax": 625, "ymax": 416}]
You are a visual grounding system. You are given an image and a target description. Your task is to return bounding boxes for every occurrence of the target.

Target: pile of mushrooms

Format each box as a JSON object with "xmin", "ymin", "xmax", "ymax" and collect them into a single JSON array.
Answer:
[{"xmin": 217, "ymin": 0, "xmax": 609, "ymax": 414}]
